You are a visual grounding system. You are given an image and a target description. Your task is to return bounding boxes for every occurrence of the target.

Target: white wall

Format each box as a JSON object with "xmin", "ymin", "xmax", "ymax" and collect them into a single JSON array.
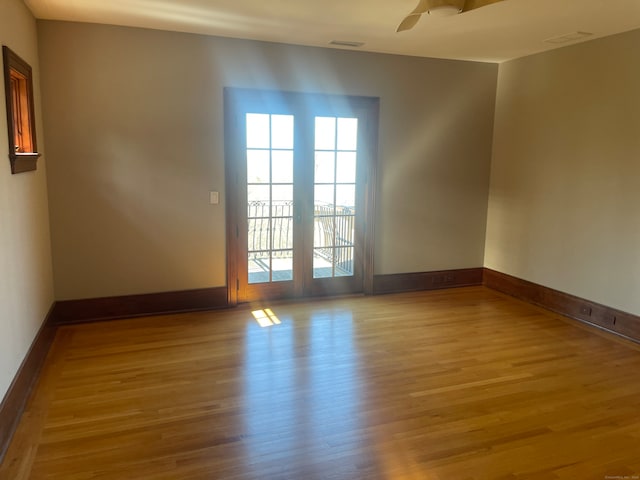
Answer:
[
  {"xmin": 38, "ymin": 21, "xmax": 498, "ymax": 300},
  {"xmin": 0, "ymin": 0, "xmax": 54, "ymax": 403},
  {"xmin": 485, "ymin": 28, "xmax": 640, "ymax": 316}
]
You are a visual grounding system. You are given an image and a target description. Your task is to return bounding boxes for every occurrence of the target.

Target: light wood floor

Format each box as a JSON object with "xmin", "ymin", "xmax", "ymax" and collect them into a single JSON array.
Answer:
[{"xmin": 3, "ymin": 287, "xmax": 640, "ymax": 479}]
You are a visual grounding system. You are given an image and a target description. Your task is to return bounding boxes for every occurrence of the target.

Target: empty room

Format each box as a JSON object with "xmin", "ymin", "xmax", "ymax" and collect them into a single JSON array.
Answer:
[{"xmin": 2, "ymin": 0, "xmax": 640, "ymax": 478}]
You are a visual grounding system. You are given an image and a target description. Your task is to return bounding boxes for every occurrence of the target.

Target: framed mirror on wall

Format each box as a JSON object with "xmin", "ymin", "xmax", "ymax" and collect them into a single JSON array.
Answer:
[{"xmin": 2, "ymin": 45, "xmax": 40, "ymax": 174}]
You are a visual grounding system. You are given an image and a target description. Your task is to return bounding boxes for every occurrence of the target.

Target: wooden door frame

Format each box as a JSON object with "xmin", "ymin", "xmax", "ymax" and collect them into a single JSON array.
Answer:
[{"xmin": 224, "ymin": 88, "xmax": 379, "ymax": 305}]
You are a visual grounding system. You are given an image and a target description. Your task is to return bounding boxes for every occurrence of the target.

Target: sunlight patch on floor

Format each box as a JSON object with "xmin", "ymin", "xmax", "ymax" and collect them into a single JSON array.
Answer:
[{"xmin": 252, "ymin": 308, "xmax": 281, "ymax": 327}]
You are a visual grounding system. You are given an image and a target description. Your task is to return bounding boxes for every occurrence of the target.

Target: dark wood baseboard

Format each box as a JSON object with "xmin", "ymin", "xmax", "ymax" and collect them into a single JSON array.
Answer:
[
  {"xmin": 372, "ymin": 268, "xmax": 484, "ymax": 295},
  {"xmin": 0, "ymin": 305, "xmax": 57, "ymax": 463},
  {"xmin": 483, "ymin": 268, "xmax": 640, "ymax": 344},
  {"xmin": 51, "ymin": 287, "xmax": 229, "ymax": 325}
]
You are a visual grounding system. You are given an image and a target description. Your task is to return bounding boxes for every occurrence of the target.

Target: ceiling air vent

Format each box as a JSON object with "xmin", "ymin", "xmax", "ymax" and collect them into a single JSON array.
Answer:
[
  {"xmin": 329, "ymin": 40, "xmax": 365, "ymax": 47},
  {"xmin": 544, "ymin": 31, "xmax": 593, "ymax": 44}
]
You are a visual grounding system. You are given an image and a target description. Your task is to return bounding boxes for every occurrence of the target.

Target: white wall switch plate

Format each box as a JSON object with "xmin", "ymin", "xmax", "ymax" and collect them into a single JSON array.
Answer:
[{"xmin": 209, "ymin": 191, "xmax": 219, "ymax": 204}]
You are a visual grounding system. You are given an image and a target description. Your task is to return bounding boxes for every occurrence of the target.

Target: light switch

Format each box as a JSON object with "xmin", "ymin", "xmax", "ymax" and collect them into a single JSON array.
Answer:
[{"xmin": 209, "ymin": 191, "xmax": 219, "ymax": 205}]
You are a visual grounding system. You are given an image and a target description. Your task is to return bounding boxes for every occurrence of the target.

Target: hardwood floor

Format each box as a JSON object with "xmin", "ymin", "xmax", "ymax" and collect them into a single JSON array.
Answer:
[{"xmin": 2, "ymin": 286, "xmax": 640, "ymax": 479}]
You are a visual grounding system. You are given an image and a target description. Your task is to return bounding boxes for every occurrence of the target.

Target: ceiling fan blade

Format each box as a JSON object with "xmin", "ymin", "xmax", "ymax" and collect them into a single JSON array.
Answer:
[
  {"xmin": 396, "ymin": 0, "xmax": 430, "ymax": 32},
  {"xmin": 409, "ymin": 0, "xmax": 431, "ymax": 15},
  {"xmin": 462, "ymin": 0, "xmax": 505, "ymax": 12},
  {"xmin": 396, "ymin": 14, "xmax": 422, "ymax": 32}
]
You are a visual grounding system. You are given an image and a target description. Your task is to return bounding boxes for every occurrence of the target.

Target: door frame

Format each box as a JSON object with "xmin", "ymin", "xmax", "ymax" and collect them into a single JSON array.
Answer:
[{"xmin": 224, "ymin": 88, "xmax": 379, "ymax": 305}]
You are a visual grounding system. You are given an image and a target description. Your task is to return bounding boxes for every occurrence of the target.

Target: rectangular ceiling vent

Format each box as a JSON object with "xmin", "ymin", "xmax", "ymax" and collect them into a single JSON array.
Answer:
[
  {"xmin": 329, "ymin": 40, "xmax": 365, "ymax": 48},
  {"xmin": 544, "ymin": 31, "xmax": 593, "ymax": 44}
]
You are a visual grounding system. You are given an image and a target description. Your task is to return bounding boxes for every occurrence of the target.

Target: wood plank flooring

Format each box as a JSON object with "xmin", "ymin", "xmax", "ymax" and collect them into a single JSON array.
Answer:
[{"xmin": 2, "ymin": 286, "xmax": 640, "ymax": 479}]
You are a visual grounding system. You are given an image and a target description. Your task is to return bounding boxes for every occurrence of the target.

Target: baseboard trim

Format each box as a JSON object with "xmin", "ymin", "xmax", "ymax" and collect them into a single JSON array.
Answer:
[
  {"xmin": 483, "ymin": 268, "xmax": 640, "ymax": 344},
  {"xmin": 0, "ymin": 304, "xmax": 57, "ymax": 463},
  {"xmin": 372, "ymin": 268, "xmax": 484, "ymax": 295},
  {"xmin": 51, "ymin": 287, "xmax": 229, "ymax": 325}
]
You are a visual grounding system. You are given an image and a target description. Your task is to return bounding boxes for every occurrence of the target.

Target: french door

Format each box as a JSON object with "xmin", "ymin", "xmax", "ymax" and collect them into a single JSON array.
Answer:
[{"xmin": 225, "ymin": 89, "xmax": 378, "ymax": 303}]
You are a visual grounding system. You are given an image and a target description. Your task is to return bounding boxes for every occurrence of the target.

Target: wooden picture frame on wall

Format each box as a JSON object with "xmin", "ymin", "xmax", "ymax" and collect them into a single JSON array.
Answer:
[{"xmin": 2, "ymin": 46, "xmax": 40, "ymax": 174}]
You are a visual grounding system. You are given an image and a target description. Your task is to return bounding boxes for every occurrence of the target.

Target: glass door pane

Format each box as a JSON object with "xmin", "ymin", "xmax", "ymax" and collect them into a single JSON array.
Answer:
[
  {"xmin": 246, "ymin": 113, "xmax": 294, "ymax": 284},
  {"xmin": 313, "ymin": 116, "xmax": 357, "ymax": 279}
]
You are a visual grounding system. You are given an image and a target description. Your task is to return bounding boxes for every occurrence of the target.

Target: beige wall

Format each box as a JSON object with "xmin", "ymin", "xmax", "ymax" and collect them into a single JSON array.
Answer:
[
  {"xmin": 38, "ymin": 21, "xmax": 497, "ymax": 300},
  {"xmin": 485, "ymin": 28, "xmax": 640, "ymax": 316},
  {"xmin": 0, "ymin": 0, "xmax": 54, "ymax": 402}
]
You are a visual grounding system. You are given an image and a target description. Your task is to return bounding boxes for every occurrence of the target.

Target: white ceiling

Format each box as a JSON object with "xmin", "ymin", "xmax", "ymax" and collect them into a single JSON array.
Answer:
[{"xmin": 25, "ymin": 0, "xmax": 640, "ymax": 63}]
